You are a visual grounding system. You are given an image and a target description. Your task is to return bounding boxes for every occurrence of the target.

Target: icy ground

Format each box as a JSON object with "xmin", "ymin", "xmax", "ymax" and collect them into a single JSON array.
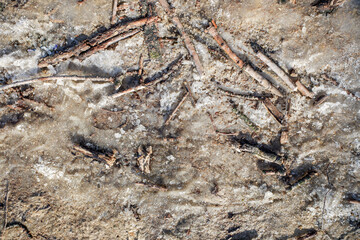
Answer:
[{"xmin": 0, "ymin": 0, "xmax": 359, "ymax": 239}]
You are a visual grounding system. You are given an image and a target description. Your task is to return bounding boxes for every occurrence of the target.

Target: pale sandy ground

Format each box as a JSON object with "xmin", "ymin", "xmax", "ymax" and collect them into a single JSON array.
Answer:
[{"xmin": 0, "ymin": 0, "xmax": 359, "ymax": 239}]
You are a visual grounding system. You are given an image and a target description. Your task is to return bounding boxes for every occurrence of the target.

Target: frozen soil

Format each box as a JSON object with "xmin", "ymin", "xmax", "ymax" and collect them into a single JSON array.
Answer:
[{"xmin": 0, "ymin": 0, "xmax": 360, "ymax": 239}]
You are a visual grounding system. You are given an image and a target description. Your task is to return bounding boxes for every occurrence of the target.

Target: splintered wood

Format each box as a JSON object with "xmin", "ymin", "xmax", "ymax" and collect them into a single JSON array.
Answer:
[
  {"xmin": 158, "ymin": 0, "xmax": 203, "ymax": 76},
  {"xmin": 73, "ymin": 145, "xmax": 117, "ymax": 167},
  {"xmin": 207, "ymin": 24, "xmax": 283, "ymax": 97},
  {"xmin": 38, "ymin": 16, "xmax": 158, "ymax": 68},
  {"xmin": 137, "ymin": 146, "xmax": 152, "ymax": 173},
  {"xmin": 0, "ymin": 76, "xmax": 113, "ymax": 91}
]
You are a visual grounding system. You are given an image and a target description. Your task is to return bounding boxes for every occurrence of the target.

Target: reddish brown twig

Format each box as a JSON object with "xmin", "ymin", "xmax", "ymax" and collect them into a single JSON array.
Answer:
[
  {"xmin": 262, "ymin": 98, "xmax": 284, "ymax": 124},
  {"xmin": 164, "ymin": 92, "xmax": 189, "ymax": 125},
  {"xmin": 38, "ymin": 16, "xmax": 158, "ymax": 68},
  {"xmin": 0, "ymin": 76, "xmax": 113, "ymax": 91},
  {"xmin": 207, "ymin": 24, "xmax": 283, "ymax": 97},
  {"xmin": 158, "ymin": 0, "xmax": 203, "ymax": 76},
  {"xmin": 78, "ymin": 29, "xmax": 140, "ymax": 61}
]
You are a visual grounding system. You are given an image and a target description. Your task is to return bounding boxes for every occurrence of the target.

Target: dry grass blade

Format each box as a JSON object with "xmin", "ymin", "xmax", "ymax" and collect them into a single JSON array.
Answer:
[{"xmin": 0, "ymin": 76, "xmax": 113, "ymax": 91}]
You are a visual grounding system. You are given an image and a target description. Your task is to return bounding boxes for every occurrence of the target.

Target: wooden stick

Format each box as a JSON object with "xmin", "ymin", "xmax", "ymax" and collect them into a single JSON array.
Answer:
[
  {"xmin": 111, "ymin": 77, "xmax": 163, "ymax": 98},
  {"xmin": 164, "ymin": 92, "xmax": 189, "ymax": 125},
  {"xmin": 111, "ymin": 0, "xmax": 118, "ymax": 24},
  {"xmin": 207, "ymin": 25, "xmax": 283, "ymax": 97},
  {"xmin": 254, "ymin": 51, "xmax": 297, "ymax": 91},
  {"xmin": 0, "ymin": 76, "xmax": 113, "ymax": 91},
  {"xmin": 262, "ymin": 98, "xmax": 284, "ymax": 124},
  {"xmin": 78, "ymin": 29, "xmax": 140, "ymax": 61},
  {"xmin": 38, "ymin": 16, "xmax": 158, "ymax": 68},
  {"xmin": 158, "ymin": 0, "xmax": 203, "ymax": 76},
  {"xmin": 295, "ymin": 80, "xmax": 315, "ymax": 98}
]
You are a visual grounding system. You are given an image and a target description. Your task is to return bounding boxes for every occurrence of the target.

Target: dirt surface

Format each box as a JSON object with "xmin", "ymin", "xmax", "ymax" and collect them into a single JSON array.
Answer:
[{"xmin": 0, "ymin": 0, "xmax": 359, "ymax": 239}]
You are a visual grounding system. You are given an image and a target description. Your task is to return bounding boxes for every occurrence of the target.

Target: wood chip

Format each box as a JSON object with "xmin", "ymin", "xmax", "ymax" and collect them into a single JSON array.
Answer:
[{"xmin": 137, "ymin": 146, "xmax": 152, "ymax": 173}]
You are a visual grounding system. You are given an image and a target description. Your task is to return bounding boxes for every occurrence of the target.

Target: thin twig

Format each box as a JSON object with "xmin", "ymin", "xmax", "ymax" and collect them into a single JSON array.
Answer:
[
  {"xmin": 111, "ymin": 0, "xmax": 118, "ymax": 24},
  {"xmin": 207, "ymin": 24, "xmax": 283, "ymax": 97},
  {"xmin": 78, "ymin": 29, "xmax": 141, "ymax": 61},
  {"xmin": 38, "ymin": 16, "xmax": 158, "ymax": 68},
  {"xmin": 253, "ymin": 50, "xmax": 297, "ymax": 91},
  {"xmin": 111, "ymin": 77, "xmax": 163, "ymax": 98},
  {"xmin": 0, "ymin": 76, "xmax": 113, "ymax": 91},
  {"xmin": 164, "ymin": 92, "xmax": 189, "ymax": 125},
  {"xmin": 158, "ymin": 0, "xmax": 203, "ymax": 76},
  {"xmin": 111, "ymin": 54, "xmax": 183, "ymax": 98},
  {"xmin": 216, "ymin": 81, "xmax": 272, "ymax": 100},
  {"xmin": 2, "ymin": 181, "xmax": 9, "ymax": 239}
]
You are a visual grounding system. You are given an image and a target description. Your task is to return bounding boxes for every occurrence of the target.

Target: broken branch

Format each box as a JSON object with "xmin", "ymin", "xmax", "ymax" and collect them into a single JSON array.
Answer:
[
  {"xmin": 207, "ymin": 24, "xmax": 283, "ymax": 97},
  {"xmin": 0, "ymin": 76, "xmax": 113, "ymax": 91},
  {"xmin": 165, "ymin": 92, "xmax": 189, "ymax": 125},
  {"xmin": 38, "ymin": 16, "xmax": 158, "ymax": 68}
]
